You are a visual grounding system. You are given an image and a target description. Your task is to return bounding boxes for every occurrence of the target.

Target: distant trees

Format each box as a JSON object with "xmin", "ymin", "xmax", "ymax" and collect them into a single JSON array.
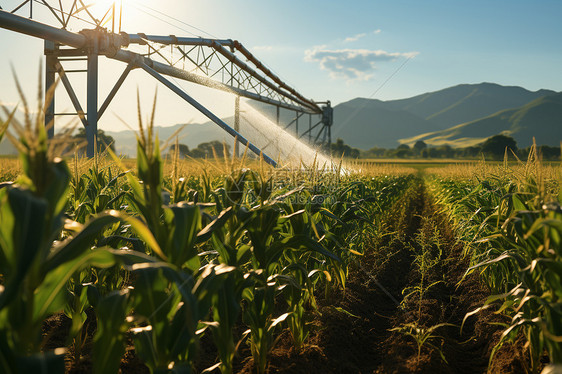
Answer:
[
  {"xmin": 359, "ymin": 135, "xmax": 530, "ymax": 160},
  {"xmin": 413, "ymin": 140, "xmax": 427, "ymax": 155},
  {"xmin": 480, "ymin": 135, "xmax": 517, "ymax": 159},
  {"xmin": 330, "ymin": 138, "xmax": 360, "ymax": 158},
  {"xmin": 361, "ymin": 147, "xmax": 386, "ymax": 158},
  {"xmin": 72, "ymin": 129, "xmax": 115, "ymax": 155},
  {"xmin": 167, "ymin": 135, "xmax": 559, "ymax": 162},
  {"xmin": 518, "ymin": 145, "xmax": 561, "ymax": 161},
  {"xmin": 169, "ymin": 140, "xmax": 230, "ymax": 159},
  {"xmin": 395, "ymin": 144, "xmax": 412, "ymax": 158},
  {"xmin": 169, "ymin": 143, "xmax": 190, "ymax": 156}
]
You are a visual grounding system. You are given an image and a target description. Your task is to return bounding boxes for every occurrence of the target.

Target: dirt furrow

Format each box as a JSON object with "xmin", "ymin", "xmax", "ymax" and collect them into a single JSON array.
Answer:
[{"xmin": 265, "ymin": 178, "xmax": 519, "ymax": 374}]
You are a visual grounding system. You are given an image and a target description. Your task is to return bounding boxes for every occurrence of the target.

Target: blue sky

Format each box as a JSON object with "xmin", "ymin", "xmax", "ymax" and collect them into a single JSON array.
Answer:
[{"xmin": 0, "ymin": 0, "xmax": 561, "ymax": 131}]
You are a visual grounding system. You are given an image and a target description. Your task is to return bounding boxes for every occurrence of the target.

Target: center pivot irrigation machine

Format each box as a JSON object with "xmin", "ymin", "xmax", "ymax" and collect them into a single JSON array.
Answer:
[{"xmin": 0, "ymin": 0, "xmax": 334, "ymax": 166}]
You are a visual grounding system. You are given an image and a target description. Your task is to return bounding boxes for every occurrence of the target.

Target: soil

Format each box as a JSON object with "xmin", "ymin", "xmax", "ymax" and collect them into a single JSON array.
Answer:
[{"xmin": 40, "ymin": 178, "xmax": 531, "ymax": 373}]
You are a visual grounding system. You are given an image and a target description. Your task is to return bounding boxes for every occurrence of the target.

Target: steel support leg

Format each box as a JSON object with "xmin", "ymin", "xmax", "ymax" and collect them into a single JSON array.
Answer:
[
  {"xmin": 44, "ymin": 40, "xmax": 56, "ymax": 139},
  {"xmin": 234, "ymin": 95, "xmax": 240, "ymax": 157},
  {"xmin": 308, "ymin": 114, "xmax": 312, "ymax": 143},
  {"xmin": 86, "ymin": 38, "xmax": 99, "ymax": 158}
]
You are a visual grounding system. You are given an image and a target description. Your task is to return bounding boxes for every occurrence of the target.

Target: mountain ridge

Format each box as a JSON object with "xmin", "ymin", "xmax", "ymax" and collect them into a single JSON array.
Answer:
[
  {"xmin": 332, "ymin": 82, "xmax": 559, "ymax": 149},
  {"xmin": 399, "ymin": 92, "xmax": 562, "ymax": 148}
]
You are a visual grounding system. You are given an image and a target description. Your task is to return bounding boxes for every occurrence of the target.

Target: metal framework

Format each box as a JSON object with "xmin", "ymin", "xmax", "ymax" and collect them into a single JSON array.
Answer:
[{"xmin": 0, "ymin": 1, "xmax": 333, "ymax": 165}]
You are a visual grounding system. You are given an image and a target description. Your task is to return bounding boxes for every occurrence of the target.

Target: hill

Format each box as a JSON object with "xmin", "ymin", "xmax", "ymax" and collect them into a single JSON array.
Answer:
[
  {"xmin": 400, "ymin": 93, "xmax": 562, "ymax": 148},
  {"xmin": 332, "ymin": 100, "xmax": 439, "ymax": 149},
  {"xmin": 332, "ymin": 83, "xmax": 556, "ymax": 149},
  {"xmin": 104, "ymin": 120, "xmax": 233, "ymax": 157},
  {"xmin": 383, "ymin": 82, "xmax": 555, "ymax": 129}
]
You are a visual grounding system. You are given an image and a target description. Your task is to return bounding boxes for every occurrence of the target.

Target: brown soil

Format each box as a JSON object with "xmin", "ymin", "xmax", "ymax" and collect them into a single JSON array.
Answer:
[{"xmin": 39, "ymin": 178, "xmax": 531, "ymax": 373}]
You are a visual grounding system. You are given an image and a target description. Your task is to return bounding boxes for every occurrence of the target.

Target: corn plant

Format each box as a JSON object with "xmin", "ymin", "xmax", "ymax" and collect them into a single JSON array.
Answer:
[
  {"xmin": 69, "ymin": 156, "xmax": 128, "ymax": 223},
  {"xmin": 0, "ymin": 76, "xmax": 164, "ymax": 373},
  {"xmin": 201, "ymin": 169, "xmax": 261, "ymax": 374},
  {"xmin": 430, "ymin": 153, "xmax": 562, "ymax": 373},
  {"xmin": 401, "ymin": 223, "xmax": 444, "ymax": 321},
  {"xmin": 390, "ymin": 322, "xmax": 454, "ymax": 366}
]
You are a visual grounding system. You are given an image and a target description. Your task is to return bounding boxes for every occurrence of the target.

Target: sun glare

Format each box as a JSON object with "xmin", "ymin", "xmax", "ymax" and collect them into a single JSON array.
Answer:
[{"xmin": 87, "ymin": 0, "xmax": 124, "ymax": 31}]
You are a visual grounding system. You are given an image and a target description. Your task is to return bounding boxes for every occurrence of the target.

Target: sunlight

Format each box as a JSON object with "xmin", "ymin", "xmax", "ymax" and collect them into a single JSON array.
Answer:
[{"xmin": 86, "ymin": 0, "xmax": 124, "ymax": 31}]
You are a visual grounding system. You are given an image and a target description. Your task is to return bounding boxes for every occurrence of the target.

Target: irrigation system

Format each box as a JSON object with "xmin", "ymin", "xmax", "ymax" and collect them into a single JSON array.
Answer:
[{"xmin": 0, "ymin": 0, "xmax": 334, "ymax": 166}]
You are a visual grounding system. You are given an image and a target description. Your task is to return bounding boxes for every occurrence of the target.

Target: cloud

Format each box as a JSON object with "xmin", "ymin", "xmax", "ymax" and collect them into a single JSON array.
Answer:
[
  {"xmin": 252, "ymin": 45, "xmax": 273, "ymax": 51},
  {"xmin": 373, "ymin": 29, "xmax": 381, "ymax": 34},
  {"xmin": 305, "ymin": 47, "xmax": 418, "ymax": 80},
  {"xmin": 344, "ymin": 33, "xmax": 367, "ymax": 43}
]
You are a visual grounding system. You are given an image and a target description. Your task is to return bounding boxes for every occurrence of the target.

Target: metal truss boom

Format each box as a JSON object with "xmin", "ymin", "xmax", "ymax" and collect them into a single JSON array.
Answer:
[{"xmin": 0, "ymin": 5, "xmax": 334, "ymax": 164}]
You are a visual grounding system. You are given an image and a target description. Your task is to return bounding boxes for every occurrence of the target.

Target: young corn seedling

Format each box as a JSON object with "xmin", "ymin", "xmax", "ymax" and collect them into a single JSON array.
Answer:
[{"xmin": 390, "ymin": 322, "xmax": 454, "ymax": 367}]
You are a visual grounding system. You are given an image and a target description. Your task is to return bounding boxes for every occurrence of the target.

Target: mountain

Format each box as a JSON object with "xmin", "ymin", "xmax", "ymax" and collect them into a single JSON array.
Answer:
[
  {"xmin": 383, "ymin": 82, "xmax": 555, "ymax": 130},
  {"xmin": 400, "ymin": 93, "xmax": 562, "ymax": 148},
  {"xmin": 105, "ymin": 119, "xmax": 234, "ymax": 157},
  {"xmin": 0, "ymin": 120, "xmax": 234, "ymax": 157},
  {"xmin": 332, "ymin": 83, "xmax": 558, "ymax": 149},
  {"xmin": 332, "ymin": 99, "xmax": 439, "ymax": 149}
]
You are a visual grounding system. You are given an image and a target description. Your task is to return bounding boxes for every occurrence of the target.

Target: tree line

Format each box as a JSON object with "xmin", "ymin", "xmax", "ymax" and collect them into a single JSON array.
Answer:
[
  {"xmin": 340, "ymin": 135, "xmax": 560, "ymax": 161},
  {"xmin": 71, "ymin": 130, "xmax": 559, "ymax": 161}
]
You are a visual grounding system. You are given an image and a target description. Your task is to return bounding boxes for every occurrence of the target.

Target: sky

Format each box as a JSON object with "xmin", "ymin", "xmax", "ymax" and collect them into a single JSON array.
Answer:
[{"xmin": 0, "ymin": 0, "xmax": 561, "ymax": 132}]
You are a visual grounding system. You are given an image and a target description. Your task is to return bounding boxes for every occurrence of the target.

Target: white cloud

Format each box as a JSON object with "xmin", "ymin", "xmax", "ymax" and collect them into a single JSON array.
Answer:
[
  {"xmin": 252, "ymin": 45, "xmax": 273, "ymax": 51},
  {"xmin": 305, "ymin": 47, "xmax": 418, "ymax": 80},
  {"xmin": 344, "ymin": 33, "xmax": 367, "ymax": 43},
  {"xmin": 373, "ymin": 29, "xmax": 381, "ymax": 34}
]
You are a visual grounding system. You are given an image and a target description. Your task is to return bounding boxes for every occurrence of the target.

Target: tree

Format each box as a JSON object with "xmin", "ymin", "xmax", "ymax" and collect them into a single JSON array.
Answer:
[
  {"xmin": 481, "ymin": 135, "xmax": 517, "ymax": 159},
  {"xmin": 189, "ymin": 141, "xmax": 230, "ymax": 158},
  {"xmin": 330, "ymin": 138, "xmax": 360, "ymax": 158},
  {"xmin": 72, "ymin": 128, "xmax": 115, "ymax": 155},
  {"xmin": 426, "ymin": 145, "xmax": 454, "ymax": 158},
  {"xmin": 169, "ymin": 143, "xmax": 190, "ymax": 158},
  {"xmin": 413, "ymin": 140, "xmax": 427, "ymax": 155},
  {"xmin": 395, "ymin": 144, "xmax": 412, "ymax": 158},
  {"xmin": 362, "ymin": 146, "xmax": 386, "ymax": 158},
  {"xmin": 462, "ymin": 146, "xmax": 482, "ymax": 158}
]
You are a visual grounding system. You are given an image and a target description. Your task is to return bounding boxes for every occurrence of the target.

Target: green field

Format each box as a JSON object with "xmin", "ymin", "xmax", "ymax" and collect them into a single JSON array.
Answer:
[{"xmin": 1, "ymin": 117, "xmax": 561, "ymax": 374}]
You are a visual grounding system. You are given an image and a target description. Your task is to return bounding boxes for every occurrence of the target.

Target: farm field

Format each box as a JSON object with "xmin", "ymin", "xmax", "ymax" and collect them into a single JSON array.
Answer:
[
  {"xmin": 1, "ymin": 120, "xmax": 561, "ymax": 374},
  {"xmin": 1, "ymin": 0, "xmax": 561, "ymax": 372}
]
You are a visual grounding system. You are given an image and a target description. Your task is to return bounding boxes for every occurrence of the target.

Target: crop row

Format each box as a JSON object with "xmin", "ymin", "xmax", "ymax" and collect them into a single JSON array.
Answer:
[{"xmin": 428, "ymin": 156, "xmax": 562, "ymax": 373}]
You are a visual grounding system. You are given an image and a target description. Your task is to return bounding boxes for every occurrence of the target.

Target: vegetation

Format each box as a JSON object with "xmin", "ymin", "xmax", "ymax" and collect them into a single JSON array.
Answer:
[
  {"xmin": 0, "ymin": 90, "xmax": 412, "ymax": 373},
  {"xmin": 361, "ymin": 135, "xmax": 560, "ymax": 161},
  {"xmin": 1, "ymin": 87, "xmax": 561, "ymax": 373},
  {"xmin": 429, "ymin": 154, "xmax": 562, "ymax": 373},
  {"xmin": 72, "ymin": 129, "xmax": 116, "ymax": 155},
  {"xmin": 169, "ymin": 140, "xmax": 231, "ymax": 159},
  {"xmin": 329, "ymin": 138, "xmax": 360, "ymax": 158}
]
